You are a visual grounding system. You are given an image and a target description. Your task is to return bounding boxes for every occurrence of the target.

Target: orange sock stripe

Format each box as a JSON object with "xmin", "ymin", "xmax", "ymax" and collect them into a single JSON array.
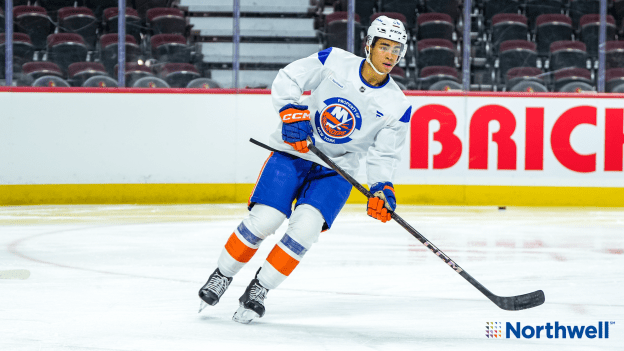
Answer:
[
  {"xmin": 224, "ymin": 233, "xmax": 258, "ymax": 263},
  {"xmin": 248, "ymin": 152, "xmax": 273, "ymax": 208},
  {"xmin": 266, "ymin": 245, "xmax": 300, "ymax": 276}
]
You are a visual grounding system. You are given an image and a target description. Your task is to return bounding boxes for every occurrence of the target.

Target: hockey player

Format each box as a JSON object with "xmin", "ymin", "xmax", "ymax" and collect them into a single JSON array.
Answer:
[{"xmin": 198, "ymin": 15, "xmax": 412, "ymax": 324}]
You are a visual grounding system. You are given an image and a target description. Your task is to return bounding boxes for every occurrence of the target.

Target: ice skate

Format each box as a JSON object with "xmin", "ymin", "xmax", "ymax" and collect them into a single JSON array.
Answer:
[
  {"xmin": 198, "ymin": 268, "xmax": 232, "ymax": 313},
  {"xmin": 232, "ymin": 269, "xmax": 269, "ymax": 324}
]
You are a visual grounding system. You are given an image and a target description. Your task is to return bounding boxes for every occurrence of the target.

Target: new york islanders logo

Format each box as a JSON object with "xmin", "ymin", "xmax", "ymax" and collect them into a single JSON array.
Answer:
[{"xmin": 314, "ymin": 97, "xmax": 362, "ymax": 144}]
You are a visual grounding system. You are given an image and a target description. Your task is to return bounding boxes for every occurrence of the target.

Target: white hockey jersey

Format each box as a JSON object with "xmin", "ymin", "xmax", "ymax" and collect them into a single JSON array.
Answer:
[{"xmin": 268, "ymin": 47, "xmax": 412, "ymax": 187}]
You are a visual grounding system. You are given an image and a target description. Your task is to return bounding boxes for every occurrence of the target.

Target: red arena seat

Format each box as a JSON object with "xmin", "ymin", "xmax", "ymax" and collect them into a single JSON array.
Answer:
[
  {"xmin": 549, "ymin": 40, "xmax": 588, "ymax": 72},
  {"xmin": 554, "ymin": 67, "xmax": 593, "ymax": 92},
  {"xmin": 535, "ymin": 14, "xmax": 572, "ymax": 57},
  {"xmin": 606, "ymin": 68, "xmax": 624, "ymax": 92},
  {"xmin": 68, "ymin": 62, "xmax": 108, "ymax": 87},
  {"xmin": 417, "ymin": 13, "xmax": 454, "ymax": 41},
  {"xmin": 46, "ymin": 33, "xmax": 88, "ymax": 72}
]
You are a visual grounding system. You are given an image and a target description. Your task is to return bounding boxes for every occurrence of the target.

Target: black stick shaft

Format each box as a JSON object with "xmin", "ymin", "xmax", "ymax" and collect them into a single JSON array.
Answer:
[{"xmin": 249, "ymin": 138, "xmax": 544, "ymax": 310}]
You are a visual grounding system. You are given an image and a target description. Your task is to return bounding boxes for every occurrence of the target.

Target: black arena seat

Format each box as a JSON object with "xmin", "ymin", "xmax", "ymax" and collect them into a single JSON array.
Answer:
[
  {"xmin": 0, "ymin": 32, "xmax": 35, "ymax": 73},
  {"xmin": 549, "ymin": 40, "xmax": 588, "ymax": 72},
  {"xmin": 417, "ymin": 38, "xmax": 455, "ymax": 69},
  {"xmin": 20, "ymin": 61, "xmax": 63, "ymax": 85},
  {"xmin": 58, "ymin": 7, "xmax": 98, "ymax": 50},
  {"xmin": 498, "ymin": 40, "xmax": 537, "ymax": 82},
  {"xmin": 100, "ymin": 33, "xmax": 142, "ymax": 76},
  {"xmin": 424, "ymin": 0, "xmax": 460, "ymax": 22},
  {"xmin": 524, "ymin": 0, "xmax": 564, "ymax": 27},
  {"xmin": 483, "ymin": 0, "xmax": 520, "ymax": 24},
  {"xmin": 32, "ymin": 75, "xmax": 70, "ymax": 87},
  {"xmin": 491, "ymin": 13, "xmax": 528, "ymax": 53},
  {"xmin": 606, "ymin": 41, "xmax": 624, "ymax": 69},
  {"xmin": 381, "ymin": 0, "xmax": 418, "ymax": 29},
  {"xmin": 417, "ymin": 13, "xmax": 454, "ymax": 41},
  {"xmin": 554, "ymin": 67, "xmax": 593, "ymax": 91},
  {"xmin": 13, "ymin": 5, "xmax": 52, "ymax": 50},
  {"xmin": 46, "ymin": 33, "xmax": 88, "ymax": 72},
  {"xmin": 606, "ymin": 68, "xmax": 624, "ymax": 92},
  {"xmin": 82, "ymin": 75, "xmax": 119, "ymax": 87},
  {"xmin": 569, "ymin": 0, "xmax": 600, "ymax": 29},
  {"xmin": 132, "ymin": 76, "xmax": 170, "ymax": 88},
  {"xmin": 1, "ymin": 8, "xmax": 5, "ymax": 34},
  {"xmin": 39, "ymin": 0, "xmax": 79, "ymax": 21},
  {"xmin": 68, "ymin": 62, "xmax": 108, "ymax": 86},
  {"xmin": 104, "ymin": 7, "xmax": 142, "ymax": 43},
  {"xmin": 418, "ymin": 65, "xmax": 459, "ymax": 90},
  {"xmin": 324, "ymin": 12, "xmax": 362, "ymax": 52},
  {"xmin": 159, "ymin": 62, "xmax": 200, "ymax": 88},
  {"xmin": 151, "ymin": 33, "xmax": 191, "ymax": 63},
  {"xmin": 186, "ymin": 77, "xmax": 221, "ymax": 89},
  {"xmin": 147, "ymin": 7, "xmax": 187, "ymax": 35},
  {"xmin": 115, "ymin": 62, "xmax": 155, "ymax": 87},
  {"xmin": 580, "ymin": 14, "xmax": 616, "ymax": 57},
  {"xmin": 535, "ymin": 14, "xmax": 572, "ymax": 57},
  {"xmin": 505, "ymin": 67, "xmax": 546, "ymax": 91}
]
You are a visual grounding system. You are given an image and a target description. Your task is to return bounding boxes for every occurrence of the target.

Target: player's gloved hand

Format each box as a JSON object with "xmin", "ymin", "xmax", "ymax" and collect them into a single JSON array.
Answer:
[
  {"xmin": 280, "ymin": 104, "xmax": 314, "ymax": 153},
  {"xmin": 367, "ymin": 182, "xmax": 396, "ymax": 223}
]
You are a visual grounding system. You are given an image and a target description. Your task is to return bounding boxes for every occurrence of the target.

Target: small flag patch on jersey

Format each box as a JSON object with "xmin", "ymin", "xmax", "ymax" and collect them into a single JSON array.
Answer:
[{"xmin": 376, "ymin": 111, "xmax": 383, "ymax": 118}]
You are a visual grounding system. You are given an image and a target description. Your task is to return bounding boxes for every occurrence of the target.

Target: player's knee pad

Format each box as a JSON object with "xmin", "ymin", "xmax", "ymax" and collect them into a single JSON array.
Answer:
[
  {"xmin": 243, "ymin": 203, "xmax": 287, "ymax": 242},
  {"xmin": 285, "ymin": 204, "xmax": 325, "ymax": 249}
]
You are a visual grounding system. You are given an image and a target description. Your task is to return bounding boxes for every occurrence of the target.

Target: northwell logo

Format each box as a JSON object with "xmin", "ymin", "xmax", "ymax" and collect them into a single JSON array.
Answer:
[{"xmin": 487, "ymin": 321, "xmax": 614, "ymax": 339}]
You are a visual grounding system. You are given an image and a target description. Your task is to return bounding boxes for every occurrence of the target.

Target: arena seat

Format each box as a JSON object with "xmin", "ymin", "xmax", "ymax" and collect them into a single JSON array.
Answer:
[
  {"xmin": 429, "ymin": 79, "xmax": 462, "ymax": 91},
  {"xmin": 483, "ymin": 0, "xmax": 520, "ymax": 24},
  {"xmin": 417, "ymin": 38, "xmax": 455, "ymax": 69},
  {"xmin": 354, "ymin": 0, "xmax": 376, "ymax": 26},
  {"xmin": 417, "ymin": 13, "xmax": 454, "ymax": 41},
  {"xmin": 491, "ymin": 14, "xmax": 528, "ymax": 53},
  {"xmin": 22, "ymin": 61, "xmax": 63, "ymax": 80},
  {"xmin": 0, "ymin": 33, "xmax": 35, "ymax": 71},
  {"xmin": 104, "ymin": 8, "xmax": 142, "ymax": 43},
  {"xmin": 100, "ymin": 34, "xmax": 141, "ymax": 76},
  {"xmin": 32, "ymin": 75, "xmax": 71, "ymax": 87},
  {"xmin": 39, "ymin": 0, "xmax": 79, "ymax": 21},
  {"xmin": 186, "ymin": 77, "xmax": 221, "ymax": 88},
  {"xmin": 509, "ymin": 79, "xmax": 549, "ymax": 92},
  {"xmin": 115, "ymin": 62, "xmax": 155, "ymax": 87},
  {"xmin": 47, "ymin": 33, "xmax": 88, "ymax": 72},
  {"xmin": 424, "ymin": 0, "xmax": 460, "ymax": 22},
  {"xmin": 569, "ymin": 0, "xmax": 600, "ymax": 28},
  {"xmin": 147, "ymin": 8, "xmax": 187, "ymax": 35},
  {"xmin": 58, "ymin": 7, "xmax": 98, "ymax": 50},
  {"xmin": 68, "ymin": 62, "xmax": 108, "ymax": 87},
  {"xmin": 418, "ymin": 66, "xmax": 459, "ymax": 90},
  {"xmin": 159, "ymin": 62, "xmax": 200, "ymax": 87},
  {"xmin": 498, "ymin": 40, "xmax": 537, "ymax": 83},
  {"xmin": 1, "ymin": 9, "xmax": 5, "ymax": 34},
  {"xmin": 13, "ymin": 5, "xmax": 52, "ymax": 50},
  {"xmin": 136, "ymin": 0, "xmax": 174, "ymax": 18},
  {"xmin": 606, "ymin": 41, "xmax": 624, "ymax": 69},
  {"xmin": 82, "ymin": 75, "xmax": 119, "ymax": 87},
  {"xmin": 324, "ymin": 12, "xmax": 362, "ymax": 52},
  {"xmin": 535, "ymin": 14, "xmax": 572, "ymax": 57},
  {"xmin": 505, "ymin": 67, "xmax": 545, "ymax": 90},
  {"xmin": 84, "ymin": 0, "xmax": 119, "ymax": 19},
  {"xmin": 524, "ymin": 0, "xmax": 563, "ymax": 27},
  {"xmin": 580, "ymin": 14, "xmax": 616, "ymax": 57},
  {"xmin": 132, "ymin": 76, "xmax": 171, "ymax": 88},
  {"xmin": 554, "ymin": 67, "xmax": 592, "ymax": 91},
  {"xmin": 151, "ymin": 33, "xmax": 191, "ymax": 63},
  {"xmin": 605, "ymin": 68, "xmax": 624, "ymax": 92},
  {"xmin": 389, "ymin": 65, "xmax": 407, "ymax": 86},
  {"xmin": 381, "ymin": 0, "xmax": 418, "ymax": 29},
  {"xmin": 549, "ymin": 40, "xmax": 588, "ymax": 72}
]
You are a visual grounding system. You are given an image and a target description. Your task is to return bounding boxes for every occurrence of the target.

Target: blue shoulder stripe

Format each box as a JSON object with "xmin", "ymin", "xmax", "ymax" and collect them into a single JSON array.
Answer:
[
  {"xmin": 399, "ymin": 106, "xmax": 412, "ymax": 123},
  {"xmin": 317, "ymin": 47, "xmax": 333, "ymax": 65}
]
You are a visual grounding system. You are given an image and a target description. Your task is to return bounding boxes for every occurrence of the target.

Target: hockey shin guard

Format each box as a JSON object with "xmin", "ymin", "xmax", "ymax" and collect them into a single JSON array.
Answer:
[
  {"xmin": 258, "ymin": 204, "xmax": 324, "ymax": 289},
  {"xmin": 217, "ymin": 204, "xmax": 286, "ymax": 277}
]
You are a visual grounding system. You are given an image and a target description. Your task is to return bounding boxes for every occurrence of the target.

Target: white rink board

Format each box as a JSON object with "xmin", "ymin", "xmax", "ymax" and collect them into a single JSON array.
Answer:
[{"xmin": 1, "ymin": 91, "xmax": 623, "ymax": 187}]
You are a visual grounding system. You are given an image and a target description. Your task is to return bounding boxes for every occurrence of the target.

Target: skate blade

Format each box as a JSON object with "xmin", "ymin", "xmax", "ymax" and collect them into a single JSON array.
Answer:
[
  {"xmin": 232, "ymin": 305, "xmax": 259, "ymax": 324},
  {"xmin": 198, "ymin": 301, "xmax": 208, "ymax": 313}
]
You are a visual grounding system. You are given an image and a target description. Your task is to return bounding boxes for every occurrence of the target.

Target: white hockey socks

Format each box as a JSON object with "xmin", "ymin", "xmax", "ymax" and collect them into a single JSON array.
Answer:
[
  {"xmin": 217, "ymin": 204, "xmax": 286, "ymax": 277},
  {"xmin": 258, "ymin": 204, "xmax": 324, "ymax": 290}
]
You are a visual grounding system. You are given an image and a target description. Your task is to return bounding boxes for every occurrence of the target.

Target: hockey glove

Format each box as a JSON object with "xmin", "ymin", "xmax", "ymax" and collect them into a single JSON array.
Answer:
[
  {"xmin": 367, "ymin": 182, "xmax": 396, "ymax": 223},
  {"xmin": 280, "ymin": 104, "xmax": 314, "ymax": 153}
]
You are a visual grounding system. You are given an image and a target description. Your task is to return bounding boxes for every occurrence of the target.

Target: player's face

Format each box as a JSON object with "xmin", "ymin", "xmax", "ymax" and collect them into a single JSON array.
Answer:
[{"xmin": 369, "ymin": 38, "xmax": 402, "ymax": 74}]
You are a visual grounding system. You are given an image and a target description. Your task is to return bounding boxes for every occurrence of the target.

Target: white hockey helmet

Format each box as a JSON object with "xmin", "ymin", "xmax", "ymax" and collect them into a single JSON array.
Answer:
[{"xmin": 365, "ymin": 15, "xmax": 408, "ymax": 58}]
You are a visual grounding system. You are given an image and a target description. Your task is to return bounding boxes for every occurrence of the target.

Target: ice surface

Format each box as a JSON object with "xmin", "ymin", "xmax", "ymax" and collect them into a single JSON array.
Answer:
[{"xmin": 0, "ymin": 204, "xmax": 622, "ymax": 350}]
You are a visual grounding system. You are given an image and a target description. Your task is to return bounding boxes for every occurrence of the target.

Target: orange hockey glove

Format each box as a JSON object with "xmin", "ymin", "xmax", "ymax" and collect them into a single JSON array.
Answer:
[
  {"xmin": 280, "ymin": 104, "xmax": 314, "ymax": 153},
  {"xmin": 367, "ymin": 182, "xmax": 396, "ymax": 223}
]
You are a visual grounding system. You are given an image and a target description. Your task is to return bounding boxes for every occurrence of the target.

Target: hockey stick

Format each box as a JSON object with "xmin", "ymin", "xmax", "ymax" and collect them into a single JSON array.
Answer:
[
  {"xmin": 249, "ymin": 138, "xmax": 545, "ymax": 311},
  {"xmin": 0, "ymin": 269, "xmax": 30, "ymax": 280}
]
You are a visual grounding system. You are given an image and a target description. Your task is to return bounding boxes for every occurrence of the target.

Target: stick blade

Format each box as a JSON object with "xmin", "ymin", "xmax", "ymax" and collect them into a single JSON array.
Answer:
[
  {"xmin": 0, "ymin": 269, "xmax": 30, "ymax": 280},
  {"xmin": 493, "ymin": 290, "xmax": 545, "ymax": 311}
]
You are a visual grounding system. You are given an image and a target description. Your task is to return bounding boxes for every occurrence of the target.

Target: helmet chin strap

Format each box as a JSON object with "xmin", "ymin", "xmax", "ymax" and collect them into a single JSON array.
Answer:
[{"xmin": 365, "ymin": 45, "xmax": 401, "ymax": 76}]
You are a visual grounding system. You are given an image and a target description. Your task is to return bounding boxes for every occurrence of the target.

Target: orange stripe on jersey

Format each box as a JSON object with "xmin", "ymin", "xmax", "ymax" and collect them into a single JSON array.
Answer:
[
  {"xmin": 266, "ymin": 245, "xmax": 300, "ymax": 276},
  {"xmin": 224, "ymin": 233, "xmax": 258, "ymax": 263},
  {"xmin": 248, "ymin": 152, "xmax": 273, "ymax": 208}
]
